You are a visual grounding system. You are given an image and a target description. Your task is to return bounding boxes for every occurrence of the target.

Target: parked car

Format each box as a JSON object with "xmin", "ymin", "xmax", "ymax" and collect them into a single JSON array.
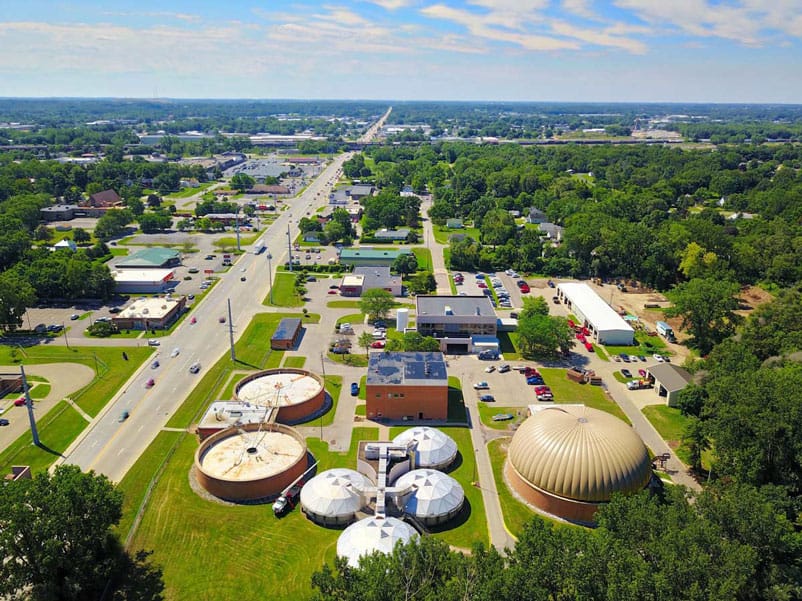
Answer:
[
  {"xmin": 0, "ymin": 418, "xmax": 9, "ymax": 426},
  {"xmin": 188, "ymin": 267, "xmax": 199, "ymax": 273},
  {"xmin": 171, "ymin": 347, "xmax": 180, "ymax": 357},
  {"xmin": 520, "ymin": 284, "xmax": 531, "ymax": 293},
  {"xmin": 109, "ymin": 307, "xmax": 121, "ymax": 314},
  {"xmin": 351, "ymin": 382, "xmax": 359, "ymax": 396},
  {"xmin": 485, "ymin": 365, "xmax": 496, "ymax": 373},
  {"xmin": 547, "ymin": 280, "xmax": 555, "ymax": 288},
  {"xmin": 70, "ymin": 313, "xmax": 80, "ymax": 320},
  {"xmin": 329, "ymin": 284, "xmax": 339, "ymax": 289},
  {"xmin": 14, "ymin": 396, "xmax": 26, "ymax": 407},
  {"xmin": 148, "ymin": 339, "xmax": 160, "ymax": 346},
  {"xmin": 534, "ymin": 385, "xmax": 553, "ymax": 400},
  {"xmin": 638, "ymin": 369, "xmax": 647, "ymax": 378},
  {"xmin": 371, "ymin": 340, "xmax": 386, "ymax": 348},
  {"xmin": 479, "ymin": 394, "xmax": 495, "ymax": 402},
  {"xmin": 498, "ymin": 364, "xmax": 511, "ymax": 373},
  {"xmin": 473, "ymin": 381, "xmax": 490, "ymax": 390},
  {"xmin": 584, "ymin": 342, "xmax": 593, "ymax": 351},
  {"xmin": 621, "ymin": 368, "xmax": 632, "ymax": 378},
  {"xmin": 492, "ymin": 413, "xmax": 513, "ymax": 422},
  {"xmin": 328, "ymin": 290, "xmax": 338, "ymax": 294},
  {"xmin": 619, "ymin": 353, "xmax": 630, "ymax": 362},
  {"xmin": 552, "ymin": 296, "xmax": 560, "ymax": 304},
  {"xmin": 653, "ymin": 354, "xmax": 665, "ymax": 363}
]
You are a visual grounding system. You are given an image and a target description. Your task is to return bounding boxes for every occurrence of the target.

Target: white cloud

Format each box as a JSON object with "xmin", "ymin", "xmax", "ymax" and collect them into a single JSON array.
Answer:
[
  {"xmin": 421, "ymin": 4, "xmax": 579, "ymax": 50},
  {"xmin": 549, "ymin": 20, "xmax": 647, "ymax": 53},
  {"xmin": 560, "ymin": 0, "xmax": 598, "ymax": 20},
  {"xmin": 364, "ymin": 0, "xmax": 413, "ymax": 9}
]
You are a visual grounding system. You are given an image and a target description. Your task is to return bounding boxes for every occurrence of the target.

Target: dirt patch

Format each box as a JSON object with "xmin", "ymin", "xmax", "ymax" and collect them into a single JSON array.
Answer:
[{"xmin": 735, "ymin": 285, "xmax": 774, "ymax": 318}]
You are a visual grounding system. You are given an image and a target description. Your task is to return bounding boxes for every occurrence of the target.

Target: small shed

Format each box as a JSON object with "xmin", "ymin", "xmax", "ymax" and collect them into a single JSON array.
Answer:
[
  {"xmin": 271, "ymin": 318, "xmax": 303, "ymax": 350},
  {"xmin": 647, "ymin": 363, "xmax": 692, "ymax": 406}
]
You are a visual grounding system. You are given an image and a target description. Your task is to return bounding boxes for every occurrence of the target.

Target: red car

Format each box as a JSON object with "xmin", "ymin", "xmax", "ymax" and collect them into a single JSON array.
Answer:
[
  {"xmin": 477, "ymin": 282, "xmax": 487, "ymax": 288},
  {"xmin": 14, "ymin": 396, "xmax": 26, "ymax": 407},
  {"xmin": 371, "ymin": 340, "xmax": 386, "ymax": 348},
  {"xmin": 584, "ymin": 342, "xmax": 593, "ymax": 351},
  {"xmin": 567, "ymin": 319, "xmax": 575, "ymax": 329},
  {"xmin": 519, "ymin": 284, "xmax": 530, "ymax": 293},
  {"xmin": 327, "ymin": 290, "xmax": 338, "ymax": 295}
]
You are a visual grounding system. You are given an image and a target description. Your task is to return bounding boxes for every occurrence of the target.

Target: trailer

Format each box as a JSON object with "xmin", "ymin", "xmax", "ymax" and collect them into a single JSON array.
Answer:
[{"xmin": 252, "ymin": 238, "xmax": 265, "ymax": 255}]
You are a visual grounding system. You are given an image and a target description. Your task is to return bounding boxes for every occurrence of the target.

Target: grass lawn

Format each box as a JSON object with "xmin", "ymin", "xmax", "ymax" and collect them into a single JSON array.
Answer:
[
  {"xmin": 29, "ymin": 382, "xmax": 51, "ymax": 399},
  {"xmin": 540, "ymin": 368, "xmax": 630, "ymax": 424},
  {"xmin": 449, "ymin": 274, "xmax": 457, "ymax": 295},
  {"xmin": 477, "ymin": 403, "xmax": 526, "ymax": 430},
  {"xmin": 264, "ymin": 272, "xmax": 304, "ymax": 307},
  {"xmin": 319, "ymin": 376, "xmax": 342, "ymax": 427},
  {"xmin": 443, "ymin": 247, "xmax": 451, "ymax": 269},
  {"xmin": 593, "ymin": 344, "xmax": 609, "ymax": 361},
  {"xmin": 433, "ymin": 226, "xmax": 480, "ymax": 245},
  {"xmin": 164, "ymin": 182, "xmax": 215, "ymax": 199},
  {"xmin": 124, "ymin": 427, "xmax": 379, "ymax": 600},
  {"xmin": 355, "ymin": 404, "xmax": 366, "ymax": 416},
  {"xmin": 336, "ymin": 313, "xmax": 364, "ymax": 328},
  {"xmin": 605, "ymin": 331, "xmax": 668, "ymax": 358},
  {"xmin": 390, "ymin": 426, "xmax": 488, "ymax": 549},
  {"xmin": 641, "ymin": 404, "xmax": 709, "ymax": 469},
  {"xmin": 412, "ymin": 247, "xmax": 433, "ymax": 271},
  {"xmin": 326, "ymin": 300, "xmax": 362, "ymax": 309},
  {"xmin": 0, "ymin": 401, "xmax": 87, "ymax": 473},
  {"xmin": 487, "ymin": 437, "xmax": 537, "ymax": 537},
  {"xmin": 327, "ymin": 352, "xmax": 369, "ymax": 367},
  {"xmin": 447, "ymin": 376, "xmax": 468, "ymax": 423},
  {"xmin": 283, "ymin": 356, "xmax": 306, "ymax": 368},
  {"xmin": 498, "ymin": 331, "xmax": 521, "ymax": 360},
  {"xmin": 358, "ymin": 375, "xmax": 366, "ymax": 400}
]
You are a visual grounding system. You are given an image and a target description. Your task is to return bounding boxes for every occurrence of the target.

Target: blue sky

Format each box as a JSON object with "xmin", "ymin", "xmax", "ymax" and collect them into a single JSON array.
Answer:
[{"xmin": 1, "ymin": 1, "xmax": 801, "ymax": 102}]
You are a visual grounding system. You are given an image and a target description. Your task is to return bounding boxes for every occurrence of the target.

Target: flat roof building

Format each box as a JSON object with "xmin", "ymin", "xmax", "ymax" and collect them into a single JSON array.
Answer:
[
  {"xmin": 271, "ymin": 318, "xmax": 303, "ymax": 350},
  {"xmin": 340, "ymin": 266, "xmax": 402, "ymax": 297},
  {"xmin": 339, "ymin": 248, "xmax": 409, "ymax": 267},
  {"xmin": 556, "ymin": 283, "xmax": 634, "ymax": 346},
  {"xmin": 416, "ymin": 295, "xmax": 497, "ymax": 354},
  {"xmin": 365, "ymin": 351, "xmax": 448, "ymax": 421},
  {"xmin": 116, "ymin": 248, "xmax": 181, "ymax": 269},
  {"xmin": 111, "ymin": 269, "xmax": 175, "ymax": 293},
  {"xmin": 374, "ymin": 228, "xmax": 410, "ymax": 241},
  {"xmin": 112, "ymin": 295, "xmax": 185, "ymax": 330}
]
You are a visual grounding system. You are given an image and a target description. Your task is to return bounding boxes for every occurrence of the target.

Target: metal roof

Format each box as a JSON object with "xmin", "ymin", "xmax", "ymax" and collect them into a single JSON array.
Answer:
[
  {"xmin": 301, "ymin": 468, "xmax": 372, "ymax": 520},
  {"xmin": 116, "ymin": 247, "xmax": 180, "ymax": 268},
  {"xmin": 647, "ymin": 364, "xmax": 692, "ymax": 392},
  {"xmin": 556, "ymin": 283, "xmax": 634, "ymax": 335},
  {"xmin": 508, "ymin": 406, "xmax": 652, "ymax": 503},
  {"xmin": 340, "ymin": 248, "xmax": 407, "ymax": 261},
  {"xmin": 394, "ymin": 469, "xmax": 464, "ymax": 520},
  {"xmin": 366, "ymin": 352, "xmax": 448, "ymax": 386},
  {"xmin": 392, "ymin": 427, "xmax": 458, "ymax": 469},
  {"xmin": 353, "ymin": 266, "xmax": 401, "ymax": 290}
]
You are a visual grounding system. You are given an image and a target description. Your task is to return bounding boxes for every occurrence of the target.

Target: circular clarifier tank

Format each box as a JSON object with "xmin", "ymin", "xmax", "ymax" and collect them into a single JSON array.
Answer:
[
  {"xmin": 194, "ymin": 422, "xmax": 308, "ymax": 502},
  {"xmin": 234, "ymin": 368, "xmax": 325, "ymax": 423}
]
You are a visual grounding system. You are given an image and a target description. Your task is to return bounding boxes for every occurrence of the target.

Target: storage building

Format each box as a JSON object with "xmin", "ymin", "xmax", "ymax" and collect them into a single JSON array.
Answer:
[
  {"xmin": 111, "ymin": 269, "xmax": 175, "ymax": 293},
  {"xmin": 556, "ymin": 283, "xmax": 634, "ymax": 346},
  {"xmin": 270, "ymin": 318, "xmax": 303, "ymax": 350},
  {"xmin": 647, "ymin": 363, "xmax": 692, "ymax": 407}
]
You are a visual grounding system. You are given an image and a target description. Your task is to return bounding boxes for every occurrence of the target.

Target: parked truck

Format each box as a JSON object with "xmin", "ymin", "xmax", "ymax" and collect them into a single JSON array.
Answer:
[
  {"xmin": 252, "ymin": 238, "xmax": 265, "ymax": 255},
  {"xmin": 656, "ymin": 321, "xmax": 675, "ymax": 341}
]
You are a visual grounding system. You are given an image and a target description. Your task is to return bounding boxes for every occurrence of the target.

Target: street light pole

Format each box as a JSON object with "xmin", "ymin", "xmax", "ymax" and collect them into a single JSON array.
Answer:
[
  {"xmin": 287, "ymin": 220, "xmax": 293, "ymax": 272},
  {"xmin": 63, "ymin": 322, "xmax": 70, "ymax": 350},
  {"xmin": 266, "ymin": 251, "xmax": 274, "ymax": 305}
]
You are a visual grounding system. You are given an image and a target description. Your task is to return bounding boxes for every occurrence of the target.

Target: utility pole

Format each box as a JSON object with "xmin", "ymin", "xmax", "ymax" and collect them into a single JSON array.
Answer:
[
  {"xmin": 227, "ymin": 298, "xmax": 235, "ymax": 361},
  {"xmin": 20, "ymin": 365, "xmax": 40, "ymax": 446},
  {"xmin": 63, "ymin": 322, "xmax": 70, "ymax": 350},
  {"xmin": 266, "ymin": 251, "xmax": 274, "ymax": 305},
  {"xmin": 287, "ymin": 220, "xmax": 293, "ymax": 272}
]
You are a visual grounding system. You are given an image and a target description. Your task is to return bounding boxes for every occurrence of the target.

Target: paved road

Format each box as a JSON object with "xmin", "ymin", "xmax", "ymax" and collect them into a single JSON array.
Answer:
[
  {"xmin": 419, "ymin": 196, "xmax": 451, "ymax": 295},
  {"xmin": 358, "ymin": 106, "xmax": 392, "ymax": 143},
  {"xmin": 55, "ymin": 153, "xmax": 353, "ymax": 482}
]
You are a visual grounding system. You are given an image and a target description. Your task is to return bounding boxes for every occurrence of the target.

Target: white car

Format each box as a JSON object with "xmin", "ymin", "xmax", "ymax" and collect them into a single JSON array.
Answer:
[
  {"xmin": 653, "ymin": 354, "xmax": 664, "ymax": 363},
  {"xmin": 148, "ymin": 339, "xmax": 160, "ymax": 346},
  {"xmin": 171, "ymin": 347, "xmax": 180, "ymax": 358}
]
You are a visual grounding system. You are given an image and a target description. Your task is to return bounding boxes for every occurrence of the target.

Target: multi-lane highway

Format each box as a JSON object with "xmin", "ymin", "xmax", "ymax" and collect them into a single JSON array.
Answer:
[{"xmin": 56, "ymin": 152, "xmax": 353, "ymax": 482}]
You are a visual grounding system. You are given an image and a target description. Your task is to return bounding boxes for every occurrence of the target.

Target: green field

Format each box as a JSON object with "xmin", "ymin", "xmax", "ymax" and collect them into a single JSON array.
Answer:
[
  {"xmin": 477, "ymin": 403, "xmax": 526, "ymax": 430},
  {"xmin": 389, "ymin": 426, "xmax": 488, "ymax": 550},
  {"xmin": 122, "ymin": 427, "xmax": 379, "ymax": 600},
  {"xmin": 412, "ymin": 246, "xmax": 433, "ymax": 271},
  {"xmin": 433, "ymin": 226, "xmax": 480, "ymax": 245},
  {"xmin": 319, "ymin": 376, "xmax": 343, "ymax": 427},
  {"xmin": 327, "ymin": 352, "xmax": 369, "ymax": 367},
  {"xmin": 641, "ymin": 404, "xmax": 707, "ymax": 468},
  {"xmin": 487, "ymin": 437, "xmax": 534, "ymax": 537},
  {"xmin": 326, "ymin": 300, "xmax": 362, "ymax": 309},
  {"xmin": 540, "ymin": 368, "xmax": 630, "ymax": 423},
  {"xmin": 164, "ymin": 182, "xmax": 215, "ymax": 199},
  {"xmin": 264, "ymin": 271, "xmax": 304, "ymax": 307},
  {"xmin": 447, "ymin": 376, "xmax": 468, "ymax": 422},
  {"xmin": 283, "ymin": 356, "xmax": 306, "ymax": 368}
]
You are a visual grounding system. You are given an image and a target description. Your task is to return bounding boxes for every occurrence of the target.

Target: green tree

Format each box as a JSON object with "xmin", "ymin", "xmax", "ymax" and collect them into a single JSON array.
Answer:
[
  {"xmin": 358, "ymin": 331, "xmax": 374, "ymax": 358},
  {"xmin": 72, "ymin": 227, "xmax": 91, "ymax": 244},
  {"xmin": 0, "ymin": 271, "xmax": 36, "ymax": 331},
  {"xmin": 516, "ymin": 314, "xmax": 574, "ymax": 359},
  {"xmin": 665, "ymin": 277, "xmax": 742, "ymax": 355},
  {"xmin": 138, "ymin": 212, "xmax": 172, "ymax": 234},
  {"xmin": 480, "ymin": 207, "xmax": 516, "ymax": 249},
  {"xmin": 359, "ymin": 289, "xmax": 395, "ymax": 323},
  {"xmin": 0, "ymin": 465, "xmax": 164, "ymax": 601},
  {"xmin": 34, "ymin": 224, "xmax": 52, "ymax": 242},
  {"xmin": 230, "ymin": 172, "xmax": 255, "ymax": 192},
  {"xmin": 392, "ymin": 253, "xmax": 419, "ymax": 275},
  {"xmin": 518, "ymin": 296, "xmax": 549, "ymax": 319},
  {"xmin": 407, "ymin": 271, "xmax": 436, "ymax": 295}
]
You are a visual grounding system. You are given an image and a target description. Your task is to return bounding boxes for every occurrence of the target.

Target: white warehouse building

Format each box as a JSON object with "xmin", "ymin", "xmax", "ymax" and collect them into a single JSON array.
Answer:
[{"xmin": 556, "ymin": 283, "xmax": 635, "ymax": 346}]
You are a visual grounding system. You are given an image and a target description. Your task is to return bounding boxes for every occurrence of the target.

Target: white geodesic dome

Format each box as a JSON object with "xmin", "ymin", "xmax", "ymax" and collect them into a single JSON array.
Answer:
[
  {"xmin": 301, "ymin": 468, "xmax": 373, "ymax": 526},
  {"xmin": 394, "ymin": 469, "xmax": 464, "ymax": 526},
  {"xmin": 392, "ymin": 427, "xmax": 458, "ymax": 470},
  {"xmin": 336, "ymin": 516, "xmax": 419, "ymax": 567}
]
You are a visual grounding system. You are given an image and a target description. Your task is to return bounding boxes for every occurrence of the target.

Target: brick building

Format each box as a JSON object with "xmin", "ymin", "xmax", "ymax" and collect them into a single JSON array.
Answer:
[{"xmin": 365, "ymin": 352, "xmax": 448, "ymax": 421}]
